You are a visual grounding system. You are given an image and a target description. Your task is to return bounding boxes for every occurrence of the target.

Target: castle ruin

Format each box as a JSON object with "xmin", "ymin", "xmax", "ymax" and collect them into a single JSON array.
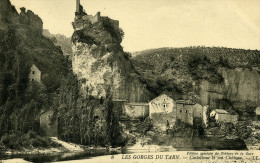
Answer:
[{"xmin": 74, "ymin": 0, "xmax": 101, "ymax": 29}]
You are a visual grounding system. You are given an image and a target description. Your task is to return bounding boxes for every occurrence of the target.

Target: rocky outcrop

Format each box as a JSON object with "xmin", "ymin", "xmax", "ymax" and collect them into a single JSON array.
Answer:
[
  {"xmin": 19, "ymin": 7, "xmax": 43, "ymax": 34},
  {"xmin": 0, "ymin": 0, "xmax": 19, "ymax": 30},
  {"xmin": 200, "ymin": 67, "xmax": 260, "ymax": 112},
  {"xmin": 71, "ymin": 4, "xmax": 153, "ymax": 102}
]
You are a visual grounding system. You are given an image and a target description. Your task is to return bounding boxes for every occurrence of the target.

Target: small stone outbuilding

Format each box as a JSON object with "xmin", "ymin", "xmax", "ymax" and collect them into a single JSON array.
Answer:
[
  {"xmin": 210, "ymin": 109, "xmax": 238, "ymax": 124},
  {"xmin": 124, "ymin": 103, "xmax": 149, "ymax": 119}
]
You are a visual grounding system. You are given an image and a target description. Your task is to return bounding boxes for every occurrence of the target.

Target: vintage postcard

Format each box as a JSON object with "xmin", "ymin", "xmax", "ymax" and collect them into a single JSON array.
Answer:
[{"xmin": 0, "ymin": 0, "xmax": 260, "ymax": 162}]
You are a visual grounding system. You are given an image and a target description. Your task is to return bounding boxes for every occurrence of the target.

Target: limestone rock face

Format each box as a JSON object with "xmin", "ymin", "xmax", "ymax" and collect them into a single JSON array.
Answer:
[
  {"xmin": 221, "ymin": 68, "xmax": 260, "ymax": 102},
  {"xmin": 71, "ymin": 8, "xmax": 154, "ymax": 102},
  {"xmin": 200, "ymin": 68, "xmax": 260, "ymax": 110}
]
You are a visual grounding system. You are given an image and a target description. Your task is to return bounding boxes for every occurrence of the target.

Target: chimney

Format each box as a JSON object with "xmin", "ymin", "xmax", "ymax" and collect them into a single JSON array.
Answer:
[{"xmin": 76, "ymin": 0, "xmax": 80, "ymax": 13}]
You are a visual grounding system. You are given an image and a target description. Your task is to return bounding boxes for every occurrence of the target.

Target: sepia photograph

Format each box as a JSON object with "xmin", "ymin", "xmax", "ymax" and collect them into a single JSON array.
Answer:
[{"xmin": 0, "ymin": 0, "xmax": 260, "ymax": 162}]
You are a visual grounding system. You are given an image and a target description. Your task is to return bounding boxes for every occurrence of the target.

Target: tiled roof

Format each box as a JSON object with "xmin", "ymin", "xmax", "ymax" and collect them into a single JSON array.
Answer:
[{"xmin": 214, "ymin": 109, "xmax": 229, "ymax": 114}]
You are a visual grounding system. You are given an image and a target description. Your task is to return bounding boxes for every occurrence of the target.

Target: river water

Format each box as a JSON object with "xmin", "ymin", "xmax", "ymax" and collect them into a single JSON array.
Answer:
[{"xmin": 0, "ymin": 137, "xmax": 247, "ymax": 162}]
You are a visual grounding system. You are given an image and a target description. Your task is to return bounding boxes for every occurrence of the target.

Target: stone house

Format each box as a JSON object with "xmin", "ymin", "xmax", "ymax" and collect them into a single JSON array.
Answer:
[
  {"xmin": 40, "ymin": 110, "xmax": 58, "ymax": 137},
  {"xmin": 148, "ymin": 94, "xmax": 177, "ymax": 130},
  {"xmin": 255, "ymin": 106, "xmax": 260, "ymax": 121},
  {"xmin": 176, "ymin": 100, "xmax": 195, "ymax": 125},
  {"xmin": 29, "ymin": 64, "xmax": 41, "ymax": 83},
  {"xmin": 124, "ymin": 103, "xmax": 149, "ymax": 119},
  {"xmin": 210, "ymin": 109, "xmax": 238, "ymax": 124},
  {"xmin": 193, "ymin": 103, "xmax": 204, "ymax": 118},
  {"xmin": 149, "ymin": 94, "xmax": 175, "ymax": 116}
]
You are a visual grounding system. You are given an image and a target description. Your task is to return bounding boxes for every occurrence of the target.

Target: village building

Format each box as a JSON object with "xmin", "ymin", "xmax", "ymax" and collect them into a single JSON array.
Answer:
[
  {"xmin": 148, "ymin": 94, "xmax": 177, "ymax": 130},
  {"xmin": 123, "ymin": 103, "xmax": 149, "ymax": 119},
  {"xmin": 193, "ymin": 103, "xmax": 204, "ymax": 118},
  {"xmin": 255, "ymin": 106, "xmax": 260, "ymax": 121},
  {"xmin": 149, "ymin": 94, "xmax": 175, "ymax": 116},
  {"xmin": 176, "ymin": 100, "xmax": 195, "ymax": 125},
  {"xmin": 29, "ymin": 64, "xmax": 41, "ymax": 83},
  {"xmin": 118, "ymin": 94, "xmax": 208, "ymax": 130},
  {"xmin": 40, "ymin": 110, "xmax": 58, "ymax": 137},
  {"xmin": 210, "ymin": 109, "xmax": 238, "ymax": 124}
]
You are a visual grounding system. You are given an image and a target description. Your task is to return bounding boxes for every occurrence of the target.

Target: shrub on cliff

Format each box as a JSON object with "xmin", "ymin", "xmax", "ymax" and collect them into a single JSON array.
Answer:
[{"xmin": 188, "ymin": 55, "xmax": 224, "ymax": 84}]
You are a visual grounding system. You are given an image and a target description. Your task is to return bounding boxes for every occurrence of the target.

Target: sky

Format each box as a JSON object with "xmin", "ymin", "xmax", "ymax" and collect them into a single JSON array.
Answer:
[{"xmin": 10, "ymin": 0, "xmax": 260, "ymax": 52}]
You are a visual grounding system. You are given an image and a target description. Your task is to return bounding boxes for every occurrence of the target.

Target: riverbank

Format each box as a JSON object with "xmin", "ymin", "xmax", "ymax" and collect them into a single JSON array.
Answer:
[
  {"xmin": 1, "ymin": 137, "xmax": 122, "ymax": 156},
  {"xmin": 1, "ymin": 137, "xmax": 84, "ymax": 155}
]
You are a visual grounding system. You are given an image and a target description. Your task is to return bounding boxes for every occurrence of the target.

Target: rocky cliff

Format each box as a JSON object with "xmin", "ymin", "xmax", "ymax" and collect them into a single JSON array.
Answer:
[
  {"xmin": 0, "ymin": 0, "xmax": 71, "ymax": 134},
  {"xmin": 132, "ymin": 47, "xmax": 260, "ymax": 115},
  {"xmin": 71, "ymin": 5, "xmax": 153, "ymax": 102},
  {"xmin": 200, "ymin": 67, "xmax": 260, "ymax": 113}
]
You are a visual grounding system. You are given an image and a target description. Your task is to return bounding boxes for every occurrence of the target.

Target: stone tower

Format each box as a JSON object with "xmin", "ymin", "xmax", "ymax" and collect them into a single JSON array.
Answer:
[{"xmin": 76, "ymin": 0, "xmax": 80, "ymax": 13}]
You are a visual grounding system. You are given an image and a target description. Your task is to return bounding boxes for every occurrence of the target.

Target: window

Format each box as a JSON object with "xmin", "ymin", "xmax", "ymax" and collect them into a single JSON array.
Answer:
[
  {"xmin": 32, "ymin": 79, "xmax": 34, "ymax": 81},
  {"xmin": 163, "ymin": 104, "xmax": 166, "ymax": 108},
  {"xmin": 180, "ymin": 110, "xmax": 182, "ymax": 113},
  {"xmin": 32, "ymin": 71, "xmax": 35, "ymax": 74},
  {"xmin": 185, "ymin": 110, "xmax": 188, "ymax": 114}
]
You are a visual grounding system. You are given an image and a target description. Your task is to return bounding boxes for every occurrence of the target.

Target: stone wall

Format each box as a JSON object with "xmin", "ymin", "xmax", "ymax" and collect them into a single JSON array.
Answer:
[
  {"xmin": 216, "ymin": 113, "xmax": 238, "ymax": 123},
  {"xmin": 124, "ymin": 103, "xmax": 149, "ymax": 118},
  {"xmin": 203, "ymin": 106, "xmax": 209, "ymax": 127},
  {"xmin": 82, "ymin": 12, "xmax": 100, "ymax": 24},
  {"xmin": 151, "ymin": 112, "xmax": 177, "ymax": 131}
]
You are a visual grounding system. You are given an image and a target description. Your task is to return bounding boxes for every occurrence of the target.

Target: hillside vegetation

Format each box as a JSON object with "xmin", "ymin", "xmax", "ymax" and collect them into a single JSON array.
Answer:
[
  {"xmin": 132, "ymin": 46, "xmax": 260, "ymax": 97},
  {"xmin": 0, "ymin": 0, "xmax": 126, "ymax": 150}
]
